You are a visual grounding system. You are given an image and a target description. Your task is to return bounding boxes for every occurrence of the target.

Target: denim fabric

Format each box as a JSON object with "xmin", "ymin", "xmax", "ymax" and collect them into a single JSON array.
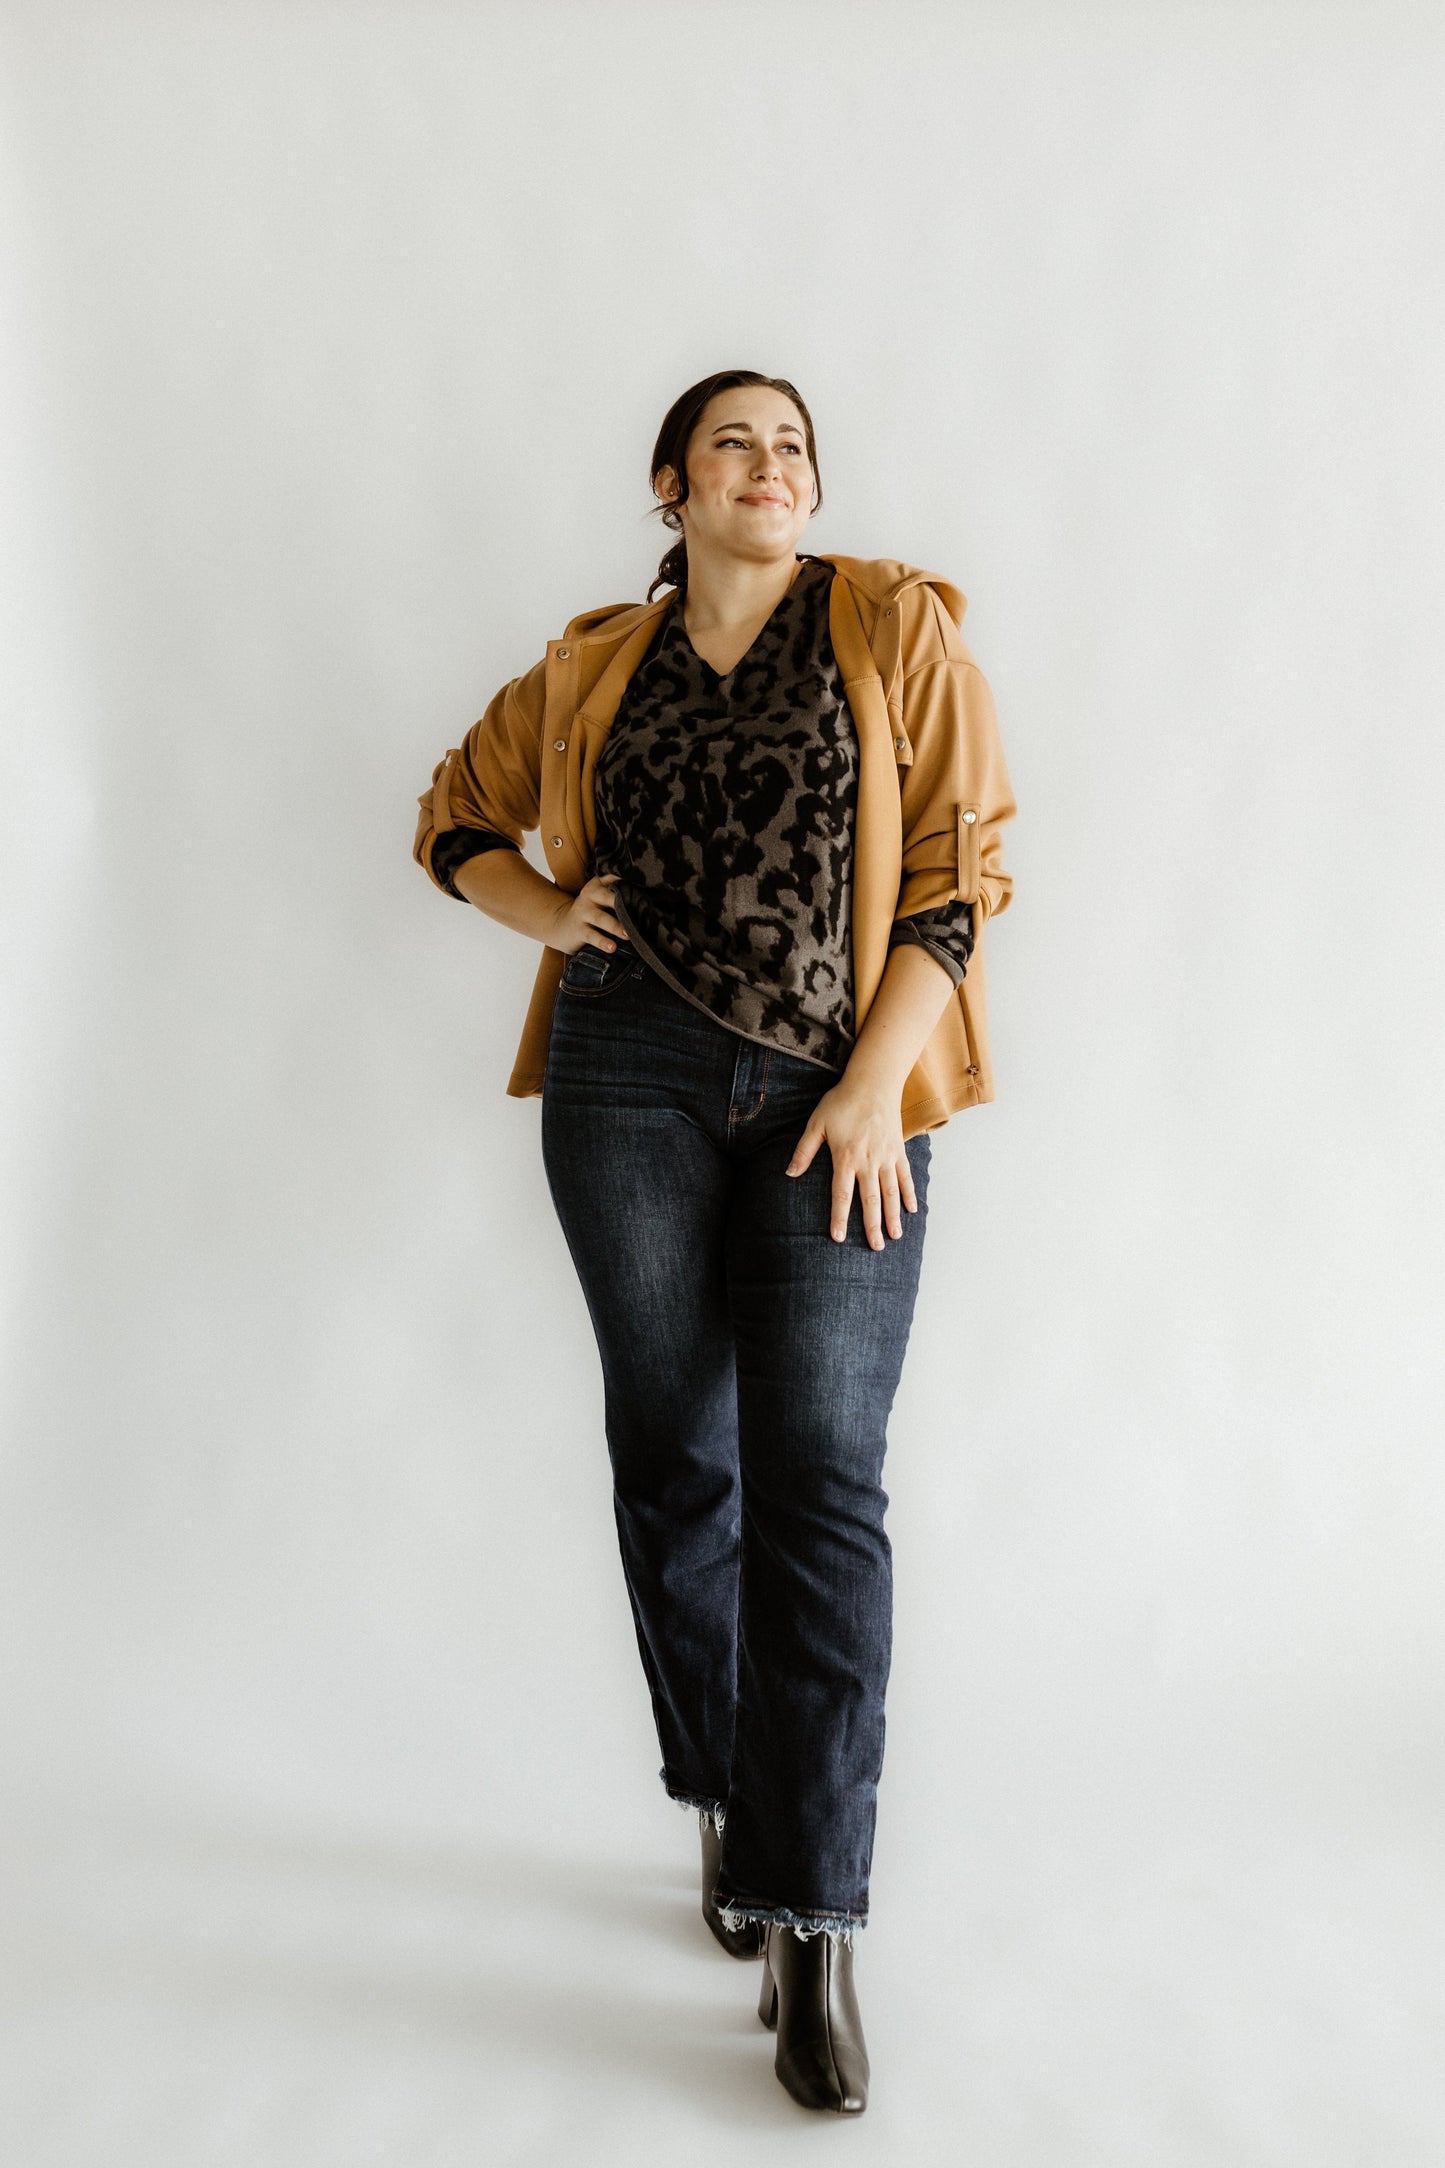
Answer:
[{"xmin": 540, "ymin": 940, "xmax": 932, "ymax": 1936}]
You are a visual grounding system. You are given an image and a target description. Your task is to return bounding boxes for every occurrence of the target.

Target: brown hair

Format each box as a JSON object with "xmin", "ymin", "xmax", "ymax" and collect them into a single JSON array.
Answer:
[{"xmin": 645, "ymin": 369, "xmax": 823, "ymax": 602}]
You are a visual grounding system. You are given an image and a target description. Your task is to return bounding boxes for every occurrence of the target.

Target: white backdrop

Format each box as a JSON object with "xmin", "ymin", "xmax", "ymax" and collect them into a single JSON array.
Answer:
[{"xmin": 2, "ymin": 4, "xmax": 1443, "ymax": 2163}]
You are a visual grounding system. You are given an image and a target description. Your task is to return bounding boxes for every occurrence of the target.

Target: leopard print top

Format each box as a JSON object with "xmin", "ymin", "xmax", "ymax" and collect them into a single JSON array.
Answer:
[{"xmin": 590, "ymin": 554, "xmax": 974, "ymax": 1071}]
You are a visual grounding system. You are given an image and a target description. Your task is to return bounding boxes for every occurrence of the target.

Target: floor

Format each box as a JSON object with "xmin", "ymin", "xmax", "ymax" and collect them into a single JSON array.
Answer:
[{"xmin": 2, "ymin": 1723, "xmax": 1441, "ymax": 2168}]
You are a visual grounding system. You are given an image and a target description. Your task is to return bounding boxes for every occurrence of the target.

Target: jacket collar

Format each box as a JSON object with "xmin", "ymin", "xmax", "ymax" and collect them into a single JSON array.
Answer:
[{"xmin": 561, "ymin": 554, "xmax": 967, "ymax": 647}]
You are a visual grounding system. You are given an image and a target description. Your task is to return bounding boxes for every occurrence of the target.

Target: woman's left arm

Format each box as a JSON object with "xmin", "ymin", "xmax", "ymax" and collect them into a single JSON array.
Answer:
[
  {"xmin": 786, "ymin": 586, "xmax": 1017, "ymax": 1249},
  {"xmin": 785, "ymin": 943, "xmax": 956, "ymax": 1249}
]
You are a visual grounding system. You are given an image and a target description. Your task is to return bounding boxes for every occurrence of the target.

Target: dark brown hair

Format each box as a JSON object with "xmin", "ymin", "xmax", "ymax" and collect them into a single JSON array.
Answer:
[{"xmin": 645, "ymin": 370, "xmax": 823, "ymax": 602}]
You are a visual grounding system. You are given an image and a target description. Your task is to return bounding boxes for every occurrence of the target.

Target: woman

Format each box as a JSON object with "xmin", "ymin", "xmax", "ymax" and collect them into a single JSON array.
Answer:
[{"xmin": 413, "ymin": 370, "xmax": 1016, "ymax": 2115}]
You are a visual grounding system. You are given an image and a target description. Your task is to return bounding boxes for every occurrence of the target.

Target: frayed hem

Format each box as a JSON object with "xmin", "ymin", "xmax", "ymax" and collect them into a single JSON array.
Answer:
[
  {"xmin": 715, "ymin": 1901, "xmax": 865, "ymax": 1947},
  {"xmin": 662, "ymin": 1777, "xmax": 725, "ymax": 1836}
]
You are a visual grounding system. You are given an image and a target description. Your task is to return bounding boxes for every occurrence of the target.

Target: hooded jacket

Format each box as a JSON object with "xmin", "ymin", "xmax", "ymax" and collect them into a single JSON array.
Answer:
[{"xmin": 413, "ymin": 553, "xmax": 1017, "ymax": 1139}]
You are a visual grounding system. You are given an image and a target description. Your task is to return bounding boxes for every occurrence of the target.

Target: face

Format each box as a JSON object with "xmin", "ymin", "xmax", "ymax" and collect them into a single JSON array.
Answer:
[{"xmin": 656, "ymin": 386, "xmax": 814, "ymax": 564}]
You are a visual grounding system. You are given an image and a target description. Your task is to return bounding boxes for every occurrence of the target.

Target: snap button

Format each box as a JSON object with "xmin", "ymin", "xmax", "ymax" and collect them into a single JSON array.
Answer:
[
  {"xmin": 894, "ymin": 736, "xmax": 906, "ymax": 750},
  {"xmin": 962, "ymin": 809, "xmax": 977, "ymax": 824},
  {"xmin": 556, "ymin": 646, "xmax": 570, "ymax": 658},
  {"xmin": 550, "ymin": 836, "xmax": 563, "ymax": 848},
  {"xmin": 553, "ymin": 739, "xmax": 566, "ymax": 751}
]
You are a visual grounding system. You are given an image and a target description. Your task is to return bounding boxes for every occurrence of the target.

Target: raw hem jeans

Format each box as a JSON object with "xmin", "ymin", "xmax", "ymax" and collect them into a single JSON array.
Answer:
[{"xmin": 540, "ymin": 940, "xmax": 932, "ymax": 1937}]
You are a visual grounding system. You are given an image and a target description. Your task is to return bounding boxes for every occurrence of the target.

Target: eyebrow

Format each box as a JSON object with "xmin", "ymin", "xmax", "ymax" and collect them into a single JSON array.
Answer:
[{"xmin": 709, "ymin": 418, "xmax": 804, "ymax": 436}]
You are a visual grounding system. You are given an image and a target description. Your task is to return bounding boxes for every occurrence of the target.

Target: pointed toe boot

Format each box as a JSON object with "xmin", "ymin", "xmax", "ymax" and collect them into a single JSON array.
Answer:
[
  {"xmin": 757, "ymin": 1919, "xmax": 869, "ymax": 2113},
  {"xmin": 699, "ymin": 1816, "xmax": 766, "ymax": 1958}
]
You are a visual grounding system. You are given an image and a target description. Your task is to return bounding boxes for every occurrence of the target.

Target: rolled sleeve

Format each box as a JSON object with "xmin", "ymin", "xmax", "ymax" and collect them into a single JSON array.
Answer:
[
  {"xmin": 888, "ymin": 901, "xmax": 974, "ymax": 986},
  {"xmin": 413, "ymin": 656, "xmax": 546, "ymax": 895},
  {"xmin": 428, "ymin": 824, "xmax": 523, "ymax": 900}
]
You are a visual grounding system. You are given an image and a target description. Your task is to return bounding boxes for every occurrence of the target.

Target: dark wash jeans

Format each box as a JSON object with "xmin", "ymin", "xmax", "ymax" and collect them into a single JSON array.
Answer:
[{"xmin": 540, "ymin": 940, "xmax": 932, "ymax": 1939}]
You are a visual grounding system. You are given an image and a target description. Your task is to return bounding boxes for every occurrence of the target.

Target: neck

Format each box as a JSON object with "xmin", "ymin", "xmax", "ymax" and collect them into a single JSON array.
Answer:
[{"xmin": 677, "ymin": 539, "xmax": 804, "ymax": 633}]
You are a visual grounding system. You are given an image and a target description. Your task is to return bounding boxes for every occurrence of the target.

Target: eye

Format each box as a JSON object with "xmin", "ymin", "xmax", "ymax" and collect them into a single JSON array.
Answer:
[{"xmin": 718, "ymin": 436, "xmax": 805, "ymax": 455}]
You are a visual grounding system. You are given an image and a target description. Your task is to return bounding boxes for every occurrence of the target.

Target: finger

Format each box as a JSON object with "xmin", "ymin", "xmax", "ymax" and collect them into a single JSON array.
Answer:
[
  {"xmin": 587, "ymin": 903, "xmax": 630, "ymax": 948},
  {"xmin": 898, "ymin": 1154, "xmax": 918, "ymax": 1214},
  {"xmin": 787, "ymin": 1122, "xmax": 822, "ymax": 1176},
  {"xmin": 879, "ymin": 1163, "xmax": 903, "ymax": 1241},
  {"xmin": 831, "ymin": 1162, "xmax": 854, "ymax": 1243},
  {"xmin": 859, "ymin": 1167, "xmax": 885, "ymax": 1251}
]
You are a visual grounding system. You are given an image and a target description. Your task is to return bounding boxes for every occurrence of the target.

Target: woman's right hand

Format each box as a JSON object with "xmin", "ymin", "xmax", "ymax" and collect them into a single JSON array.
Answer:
[{"xmin": 548, "ymin": 872, "xmax": 633, "ymax": 956}]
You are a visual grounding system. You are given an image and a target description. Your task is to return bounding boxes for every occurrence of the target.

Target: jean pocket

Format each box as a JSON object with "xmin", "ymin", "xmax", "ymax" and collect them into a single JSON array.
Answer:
[{"xmin": 559, "ymin": 940, "xmax": 644, "ymax": 998}]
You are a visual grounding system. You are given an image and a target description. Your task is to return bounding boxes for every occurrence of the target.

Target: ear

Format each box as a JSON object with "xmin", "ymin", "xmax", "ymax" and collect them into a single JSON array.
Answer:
[{"xmin": 655, "ymin": 464, "xmax": 681, "ymax": 507}]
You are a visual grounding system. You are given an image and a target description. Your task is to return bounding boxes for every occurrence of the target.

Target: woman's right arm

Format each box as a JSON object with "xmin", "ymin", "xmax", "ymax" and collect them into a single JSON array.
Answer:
[
  {"xmin": 453, "ymin": 850, "xmax": 631, "ymax": 956},
  {"xmin": 414, "ymin": 652, "xmax": 633, "ymax": 957}
]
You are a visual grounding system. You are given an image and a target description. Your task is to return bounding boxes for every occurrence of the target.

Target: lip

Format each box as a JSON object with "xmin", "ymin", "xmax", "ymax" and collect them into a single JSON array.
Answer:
[{"xmin": 737, "ymin": 493, "xmax": 788, "ymax": 507}]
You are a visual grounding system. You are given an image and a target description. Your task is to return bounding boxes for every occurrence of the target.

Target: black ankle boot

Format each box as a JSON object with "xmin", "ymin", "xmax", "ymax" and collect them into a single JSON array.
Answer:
[
  {"xmin": 757, "ymin": 1920, "xmax": 869, "ymax": 2113},
  {"xmin": 699, "ymin": 1817, "xmax": 766, "ymax": 1958}
]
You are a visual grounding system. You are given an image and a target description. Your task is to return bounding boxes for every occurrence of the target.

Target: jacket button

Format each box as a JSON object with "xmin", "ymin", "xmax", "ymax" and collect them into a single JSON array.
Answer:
[
  {"xmin": 556, "ymin": 646, "xmax": 570, "ymax": 659},
  {"xmin": 894, "ymin": 735, "xmax": 906, "ymax": 750},
  {"xmin": 967, "ymin": 1064, "xmax": 980, "ymax": 1077},
  {"xmin": 962, "ymin": 809, "xmax": 977, "ymax": 824},
  {"xmin": 551, "ymin": 836, "xmax": 563, "ymax": 848},
  {"xmin": 554, "ymin": 739, "xmax": 567, "ymax": 751}
]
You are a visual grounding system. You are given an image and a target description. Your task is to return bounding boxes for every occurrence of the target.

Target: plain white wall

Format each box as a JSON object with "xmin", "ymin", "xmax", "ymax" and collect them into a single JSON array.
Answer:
[{"xmin": 2, "ymin": 0, "xmax": 1442, "ymax": 1865}]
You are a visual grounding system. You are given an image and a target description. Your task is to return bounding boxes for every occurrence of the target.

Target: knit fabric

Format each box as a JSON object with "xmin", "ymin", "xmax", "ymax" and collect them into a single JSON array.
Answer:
[{"xmin": 593, "ymin": 555, "xmax": 973, "ymax": 1070}]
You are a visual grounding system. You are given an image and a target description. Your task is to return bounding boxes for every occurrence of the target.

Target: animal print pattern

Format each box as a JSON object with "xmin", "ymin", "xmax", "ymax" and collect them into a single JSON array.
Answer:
[{"xmin": 591, "ymin": 554, "xmax": 974, "ymax": 1073}]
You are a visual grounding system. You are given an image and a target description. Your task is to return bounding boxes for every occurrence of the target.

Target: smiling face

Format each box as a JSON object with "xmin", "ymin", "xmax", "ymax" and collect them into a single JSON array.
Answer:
[{"xmin": 656, "ymin": 385, "xmax": 815, "ymax": 567}]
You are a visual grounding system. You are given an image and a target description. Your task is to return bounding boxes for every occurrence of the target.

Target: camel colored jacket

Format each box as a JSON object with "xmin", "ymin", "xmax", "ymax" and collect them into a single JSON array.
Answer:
[{"xmin": 413, "ymin": 553, "xmax": 1017, "ymax": 1138}]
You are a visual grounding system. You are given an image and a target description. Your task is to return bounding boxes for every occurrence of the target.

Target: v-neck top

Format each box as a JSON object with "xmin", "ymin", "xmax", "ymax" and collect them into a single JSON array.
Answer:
[{"xmin": 586, "ymin": 553, "xmax": 975, "ymax": 1071}]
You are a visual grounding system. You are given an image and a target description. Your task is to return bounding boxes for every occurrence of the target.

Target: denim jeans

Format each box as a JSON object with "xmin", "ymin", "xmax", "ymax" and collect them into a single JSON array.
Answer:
[{"xmin": 540, "ymin": 940, "xmax": 932, "ymax": 1939}]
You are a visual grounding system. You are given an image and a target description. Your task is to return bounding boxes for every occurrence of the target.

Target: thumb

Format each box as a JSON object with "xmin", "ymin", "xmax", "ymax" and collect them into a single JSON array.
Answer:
[{"xmin": 786, "ymin": 1121, "xmax": 823, "ymax": 1176}]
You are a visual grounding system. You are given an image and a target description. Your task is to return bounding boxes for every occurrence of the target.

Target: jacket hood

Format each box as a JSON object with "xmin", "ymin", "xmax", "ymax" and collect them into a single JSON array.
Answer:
[
  {"xmin": 818, "ymin": 555, "xmax": 968, "ymax": 630},
  {"xmin": 564, "ymin": 554, "xmax": 967, "ymax": 645}
]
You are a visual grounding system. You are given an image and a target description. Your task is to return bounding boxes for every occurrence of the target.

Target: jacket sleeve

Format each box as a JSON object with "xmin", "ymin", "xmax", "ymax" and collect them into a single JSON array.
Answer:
[
  {"xmin": 413, "ymin": 654, "xmax": 547, "ymax": 894},
  {"xmin": 893, "ymin": 594, "xmax": 1016, "ymax": 934}
]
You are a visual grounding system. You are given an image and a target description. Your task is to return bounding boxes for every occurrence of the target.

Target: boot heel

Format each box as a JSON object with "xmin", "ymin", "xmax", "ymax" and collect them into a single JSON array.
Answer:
[{"xmin": 757, "ymin": 1934, "xmax": 778, "ymax": 2029}]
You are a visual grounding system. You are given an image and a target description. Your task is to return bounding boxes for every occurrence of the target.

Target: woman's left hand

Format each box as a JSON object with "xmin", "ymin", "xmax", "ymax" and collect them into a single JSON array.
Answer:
[{"xmin": 786, "ymin": 1081, "xmax": 917, "ymax": 1249}]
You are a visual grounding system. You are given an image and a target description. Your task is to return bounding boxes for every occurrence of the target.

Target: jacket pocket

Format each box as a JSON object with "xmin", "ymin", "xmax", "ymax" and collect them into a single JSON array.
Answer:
[{"xmin": 956, "ymin": 804, "xmax": 981, "ymax": 904}]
